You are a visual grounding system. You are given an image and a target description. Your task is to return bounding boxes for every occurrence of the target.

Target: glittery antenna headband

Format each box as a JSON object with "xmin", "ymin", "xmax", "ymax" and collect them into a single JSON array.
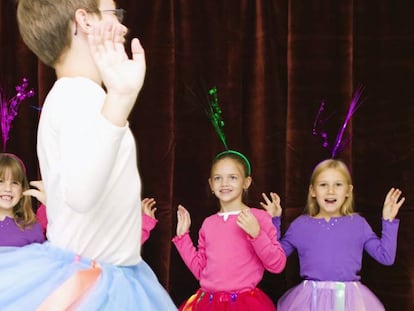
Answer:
[
  {"xmin": 312, "ymin": 85, "xmax": 365, "ymax": 158},
  {"xmin": 0, "ymin": 78, "xmax": 35, "ymax": 151},
  {"xmin": 207, "ymin": 87, "xmax": 251, "ymax": 176}
]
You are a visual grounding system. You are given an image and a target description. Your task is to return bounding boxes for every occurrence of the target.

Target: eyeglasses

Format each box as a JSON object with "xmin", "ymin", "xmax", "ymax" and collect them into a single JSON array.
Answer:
[{"xmin": 100, "ymin": 8, "xmax": 126, "ymax": 23}]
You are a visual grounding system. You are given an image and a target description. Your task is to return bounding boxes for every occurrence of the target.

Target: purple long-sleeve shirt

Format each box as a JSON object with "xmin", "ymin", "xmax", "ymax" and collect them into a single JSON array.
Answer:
[
  {"xmin": 0, "ymin": 217, "xmax": 45, "ymax": 247},
  {"xmin": 273, "ymin": 214, "xmax": 399, "ymax": 281}
]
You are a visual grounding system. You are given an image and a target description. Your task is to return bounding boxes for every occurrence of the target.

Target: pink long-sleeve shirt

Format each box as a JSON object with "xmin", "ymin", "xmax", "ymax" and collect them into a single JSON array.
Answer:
[
  {"xmin": 173, "ymin": 208, "xmax": 286, "ymax": 292},
  {"xmin": 141, "ymin": 214, "xmax": 158, "ymax": 244}
]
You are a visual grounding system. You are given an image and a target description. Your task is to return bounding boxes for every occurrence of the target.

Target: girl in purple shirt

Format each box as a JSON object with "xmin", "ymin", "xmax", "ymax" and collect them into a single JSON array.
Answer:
[
  {"xmin": 262, "ymin": 158, "xmax": 405, "ymax": 311},
  {"xmin": 0, "ymin": 153, "xmax": 44, "ymax": 247},
  {"xmin": 173, "ymin": 150, "xmax": 286, "ymax": 311}
]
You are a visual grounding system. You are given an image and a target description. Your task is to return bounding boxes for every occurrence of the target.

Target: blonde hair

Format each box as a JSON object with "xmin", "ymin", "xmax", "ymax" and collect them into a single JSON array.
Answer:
[
  {"xmin": 16, "ymin": 0, "xmax": 100, "ymax": 67},
  {"xmin": 0, "ymin": 154, "xmax": 36, "ymax": 229},
  {"xmin": 306, "ymin": 159, "xmax": 354, "ymax": 216}
]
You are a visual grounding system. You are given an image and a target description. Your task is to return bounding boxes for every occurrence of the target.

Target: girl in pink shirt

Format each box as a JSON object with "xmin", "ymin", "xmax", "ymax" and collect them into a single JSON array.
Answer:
[{"xmin": 173, "ymin": 150, "xmax": 286, "ymax": 311}]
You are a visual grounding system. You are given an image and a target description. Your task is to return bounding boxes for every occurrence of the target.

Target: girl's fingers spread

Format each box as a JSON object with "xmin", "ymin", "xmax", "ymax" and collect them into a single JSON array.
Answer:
[
  {"xmin": 261, "ymin": 193, "xmax": 270, "ymax": 202},
  {"xmin": 270, "ymin": 193, "xmax": 279, "ymax": 204},
  {"xmin": 395, "ymin": 189, "xmax": 402, "ymax": 199},
  {"xmin": 29, "ymin": 180, "xmax": 43, "ymax": 189}
]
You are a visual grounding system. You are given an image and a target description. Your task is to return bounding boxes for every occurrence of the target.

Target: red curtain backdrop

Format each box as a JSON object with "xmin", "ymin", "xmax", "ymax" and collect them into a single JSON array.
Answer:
[{"xmin": 1, "ymin": 1, "xmax": 414, "ymax": 310}]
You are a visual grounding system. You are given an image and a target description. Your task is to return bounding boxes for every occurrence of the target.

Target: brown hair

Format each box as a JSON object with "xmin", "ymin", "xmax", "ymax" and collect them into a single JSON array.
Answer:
[
  {"xmin": 16, "ymin": 0, "xmax": 100, "ymax": 67},
  {"xmin": 0, "ymin": 154, "xmax": 36, "ymax": 229},
  {"xmin": 210, "ymin": 151, "xmax": 252, "ymax": 200},
  {"xmin": 212, "ymin": 150, "xmax": 251, "ymax": 177},
  {"xmin": 305, "ymin": 158, "xmax": 354, "ymax": 216}
]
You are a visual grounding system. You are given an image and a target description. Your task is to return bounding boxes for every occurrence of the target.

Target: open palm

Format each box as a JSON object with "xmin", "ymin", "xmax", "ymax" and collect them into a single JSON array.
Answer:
[
  {"xmin": 382, "ymin": 188, "xmax": 405, "ymax": 221},
  {"xmin": 88, "ymin": 20, "xmax": 146, "ymax": 99}
]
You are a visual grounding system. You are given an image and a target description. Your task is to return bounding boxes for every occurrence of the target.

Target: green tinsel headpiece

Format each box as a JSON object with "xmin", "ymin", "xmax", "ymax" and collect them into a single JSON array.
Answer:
[{"xmin": 207, "ymin": 87, "xmax": 251, "ymax": 176}]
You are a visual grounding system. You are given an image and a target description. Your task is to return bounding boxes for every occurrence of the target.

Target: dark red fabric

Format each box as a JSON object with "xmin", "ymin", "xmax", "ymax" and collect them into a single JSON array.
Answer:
[{"xmin": 1, "ymin": 1, "xmax": 413, "ymax": 310}]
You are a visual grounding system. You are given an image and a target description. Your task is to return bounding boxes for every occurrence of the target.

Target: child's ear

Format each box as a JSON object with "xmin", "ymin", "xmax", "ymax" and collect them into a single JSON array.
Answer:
[
  {"xmin": 309, "ymin": 185, "xmax": 316, "ymax": 197},
  {"xmin": 74, "ymin": 8, "xmax": 93, "ymax": 34},
  {"xmin": 347, "ymin": 184, "xmax": 353, "ymax": 197},
  {"xmin": 244, "ymin": 176, "xmax": 252, "ymax": 190},
  {"xmin": 208, "ymin": 178, "xmax": 213, "ymax": 190}
]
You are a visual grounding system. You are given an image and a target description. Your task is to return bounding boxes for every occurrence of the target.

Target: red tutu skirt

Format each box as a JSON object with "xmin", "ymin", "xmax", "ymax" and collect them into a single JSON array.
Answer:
[{"xmin": 179, "ymin": 287, "xmax": 276, "ymax": 311}]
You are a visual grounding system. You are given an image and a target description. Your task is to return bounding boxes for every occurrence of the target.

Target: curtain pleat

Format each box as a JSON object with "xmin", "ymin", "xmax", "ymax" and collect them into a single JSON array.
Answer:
[{"xmin": 0, "ymin": 0, "xmax": 413, "ymax": 309}]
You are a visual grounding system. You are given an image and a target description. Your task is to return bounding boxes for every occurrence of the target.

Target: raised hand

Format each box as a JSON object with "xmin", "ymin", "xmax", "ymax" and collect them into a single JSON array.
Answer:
[
  {"xmin": 88, "ymin": 20, "xmax": 146, "ymax": 125},
  {"xmin": 237, "ymin": 209, "xmax": 260, "ymax": 238},
  {"xmin": 176, "ymin": 205, "xmax": 191, "ymax": 237},
  {"xmin": 260, "ymin": 192, "xmax": 282, "ymax": 217},
  {"xmin": 88, "ymin": 20, "xmax": 145, "ymax": 94},
  {"xmin": 23, "ymin": 180, "xmax": 46, "ymax": 205},
  {"xmin": 142, "ymin": 198, "xmax": 157, "ymax": 219},
  {"xmin": 382, "ymin": 188, "xmax": 405, "ymax": 221}
]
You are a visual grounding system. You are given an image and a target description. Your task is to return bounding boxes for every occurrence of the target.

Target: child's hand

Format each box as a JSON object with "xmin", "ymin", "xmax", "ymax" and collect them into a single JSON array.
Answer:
[
  {"xmin": 176, "ymin": 205, "xmax": 191, "ymax": 237},
  {"xmin": 23, "ymin": 180, "xmax": 46, "ymax": 205},
  {"xmin": 142, "ymin": 198, "xmax": 157, "ymax": 219},
  {"xmin": 88, "ymin": 20, "xmax": 146, "ymax": 124},
  {"xmin": 88, "ymin": 20, "xmax": 146, "ymax": 95},
  {"xmin": 237, "ymin": 209, "xmax": 260, "ymax": 238},
  {"xmin": 382, "ymin": 188, "xmax": 405, "ymax": 221},
  {"xmin": 260, "ymin": 192, "xmax": 282, "ymax": 217}
]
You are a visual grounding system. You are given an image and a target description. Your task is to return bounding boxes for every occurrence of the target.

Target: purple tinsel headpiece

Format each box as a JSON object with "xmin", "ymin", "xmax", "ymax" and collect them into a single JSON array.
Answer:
[
  {"xmin": 313, "ymin": 85, "xmax": 365, "ymax": 158},
  {"xmin": 0, "ymin": 78, "xmax": 35, "ymax": 151}
]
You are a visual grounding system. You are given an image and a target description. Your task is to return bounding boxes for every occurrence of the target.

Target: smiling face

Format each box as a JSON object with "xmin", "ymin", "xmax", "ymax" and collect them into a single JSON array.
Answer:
[
  {"xmin": 310, "ymin": 167, "xmax": 353, "ymax": 219},
  {"xmin": 0, "ymin": 169, "xmax": 23, "ymax": 219},
  {"xmin": 208, "ymin": 158, "xmax": 252, "ymax": 211}
]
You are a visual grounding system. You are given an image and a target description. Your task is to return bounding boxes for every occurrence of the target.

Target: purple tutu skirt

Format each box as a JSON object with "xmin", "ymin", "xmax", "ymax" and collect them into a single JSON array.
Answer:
[{"xmin": 277, "ymin": 280, "xmax": 385, "ymax": 311}]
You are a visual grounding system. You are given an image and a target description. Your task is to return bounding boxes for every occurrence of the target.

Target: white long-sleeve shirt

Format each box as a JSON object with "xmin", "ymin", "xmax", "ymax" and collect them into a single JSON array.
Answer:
[{"xmin": 37, "ymin": 77, "xmax": 142, "ymax": 265}]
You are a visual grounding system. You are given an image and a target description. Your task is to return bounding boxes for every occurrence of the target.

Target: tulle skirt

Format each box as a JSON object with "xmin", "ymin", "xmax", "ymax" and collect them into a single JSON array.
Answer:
[
  {"xmin": 179, "ymin": 287, "xmax": 276, "ymax": 311},
  {"xmin": 0, "ymin": 242, "xmax": 177, "ymax": 311},
  {"xmin": 277, "ymin": 280, "xmax": 385, "ymax": 311}
]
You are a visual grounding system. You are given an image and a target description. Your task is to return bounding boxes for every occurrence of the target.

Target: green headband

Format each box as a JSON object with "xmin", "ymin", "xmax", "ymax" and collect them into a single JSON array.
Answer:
[{"xmin": 215, "ymin": 149, "xmax": 251, "ymax": 176}]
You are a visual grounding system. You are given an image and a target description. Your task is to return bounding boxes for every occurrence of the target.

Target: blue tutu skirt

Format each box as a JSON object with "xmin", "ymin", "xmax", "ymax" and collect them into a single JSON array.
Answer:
[
  {"xmin": 0, "ymin": 242, "xmax": 177, "ymax": 311},
  {"xmin": 277, "ymin": 280, "xmax": 385, "ymax": 311}
]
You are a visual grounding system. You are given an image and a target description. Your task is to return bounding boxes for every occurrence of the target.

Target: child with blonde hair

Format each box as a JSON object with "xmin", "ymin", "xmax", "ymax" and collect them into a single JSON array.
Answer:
[{"xmin": 262, "ymin": 158, "xmax": 405, "ymax": 311}]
